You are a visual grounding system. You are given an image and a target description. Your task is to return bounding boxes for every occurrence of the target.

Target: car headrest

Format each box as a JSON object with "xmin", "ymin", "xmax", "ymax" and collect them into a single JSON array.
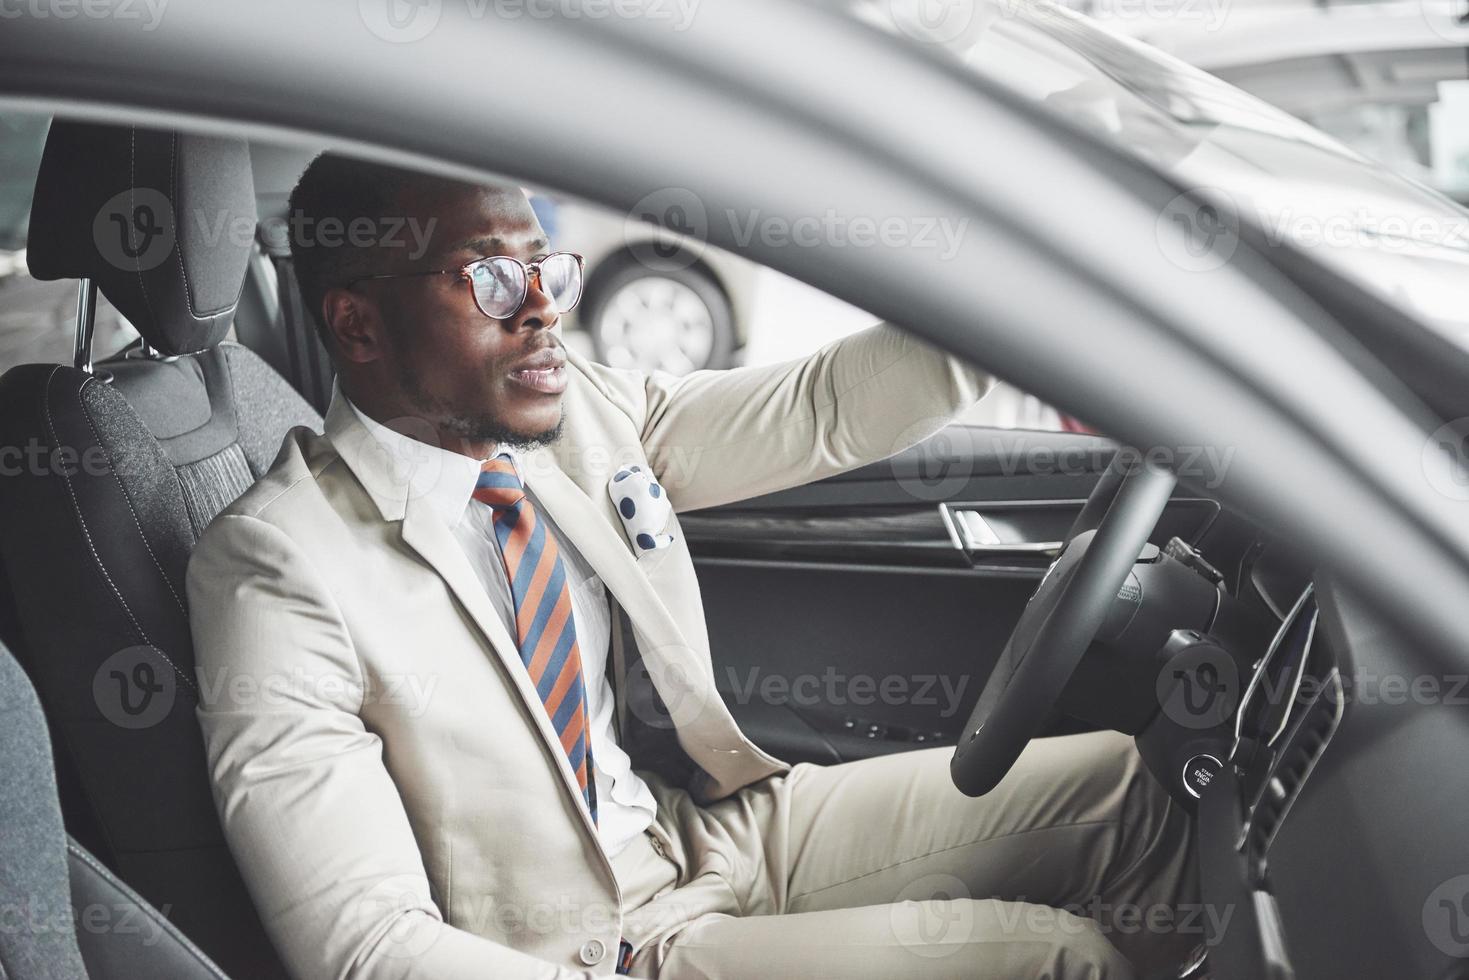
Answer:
[{"xmin": 26, "ymin": 121, "xmax": 256, "ymax": 357}]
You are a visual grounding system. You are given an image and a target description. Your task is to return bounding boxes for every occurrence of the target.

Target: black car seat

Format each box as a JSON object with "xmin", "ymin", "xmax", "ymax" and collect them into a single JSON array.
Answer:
[
  {"xmin": 0, "ymin": 120, "xmax": 322, "ymax": 979},
  {"xmin": 0, "ymin": 636, "xmax": 228, "ymax": 979}
]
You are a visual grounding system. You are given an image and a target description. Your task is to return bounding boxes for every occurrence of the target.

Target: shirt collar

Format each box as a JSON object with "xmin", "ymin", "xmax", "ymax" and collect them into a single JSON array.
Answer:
[{"xmin": 343, "ymin": 391, "xmax": 520, "ymax": 529}]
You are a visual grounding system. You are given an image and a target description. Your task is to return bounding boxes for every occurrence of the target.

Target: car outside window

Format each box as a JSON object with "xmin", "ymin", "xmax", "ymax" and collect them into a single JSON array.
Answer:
[{"xmin": 539, "ymin": 191, "xmax": 1080, "ymax": 431}]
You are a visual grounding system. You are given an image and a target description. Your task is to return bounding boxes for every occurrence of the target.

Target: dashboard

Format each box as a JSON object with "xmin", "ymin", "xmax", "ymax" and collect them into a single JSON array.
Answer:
[{"xmin": 1197, "ymin": 576, "xmax": 1469, "ymax": 979}]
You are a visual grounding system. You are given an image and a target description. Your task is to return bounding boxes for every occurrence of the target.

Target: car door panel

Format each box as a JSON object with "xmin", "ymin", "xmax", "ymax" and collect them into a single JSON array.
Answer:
[{"xmin": 688, "ymin": 426, "xmax": 1251, "ymax": 764}]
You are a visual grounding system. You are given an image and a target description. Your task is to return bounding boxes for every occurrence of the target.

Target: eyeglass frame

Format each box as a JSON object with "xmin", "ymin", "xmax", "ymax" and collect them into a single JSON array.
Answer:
[{"xmin": 346, "ymin": 251, "xmax": 586, "ymax": 321}]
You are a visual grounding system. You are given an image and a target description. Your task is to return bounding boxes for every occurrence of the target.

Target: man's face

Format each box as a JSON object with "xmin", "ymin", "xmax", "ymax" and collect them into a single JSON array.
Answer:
[{"xmin": 335, "ymin": 184, "xmax": 568, "ymax": 452}]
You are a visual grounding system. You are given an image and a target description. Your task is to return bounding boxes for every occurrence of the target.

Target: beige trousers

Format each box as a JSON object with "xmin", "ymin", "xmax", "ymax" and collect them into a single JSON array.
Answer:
[{"xmin": 612, "ymin": 731, "xmax": 1197, "ymax": 979}]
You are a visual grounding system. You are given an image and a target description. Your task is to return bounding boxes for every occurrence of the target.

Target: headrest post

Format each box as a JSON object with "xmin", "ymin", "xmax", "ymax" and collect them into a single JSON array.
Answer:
[{"xmin": 73, "ymin": 278, "xmax": 97, "ymax": 375}]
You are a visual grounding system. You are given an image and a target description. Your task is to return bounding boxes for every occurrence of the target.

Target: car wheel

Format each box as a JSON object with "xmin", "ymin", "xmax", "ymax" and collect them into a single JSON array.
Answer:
[{"xmin": 584, "ymin": 262, "xmax": 735, "ymax": 374}]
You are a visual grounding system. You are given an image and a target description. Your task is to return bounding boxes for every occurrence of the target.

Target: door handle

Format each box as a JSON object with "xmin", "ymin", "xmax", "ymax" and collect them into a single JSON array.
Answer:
[{"xmin": 939, "ymin": 504, "xmax": 1062, "ymax": 558}]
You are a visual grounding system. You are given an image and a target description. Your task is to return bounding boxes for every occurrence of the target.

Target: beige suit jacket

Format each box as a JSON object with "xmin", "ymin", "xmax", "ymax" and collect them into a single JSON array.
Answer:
[{"xmin": 187, "ymin": 324, "xmax": 990, "ymax": 979}]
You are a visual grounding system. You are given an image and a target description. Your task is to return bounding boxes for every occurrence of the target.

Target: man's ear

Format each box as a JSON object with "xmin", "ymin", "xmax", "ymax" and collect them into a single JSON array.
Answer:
[{"xmin": 321, "ymin": 286, "xmax": 384, "ymax": 365}]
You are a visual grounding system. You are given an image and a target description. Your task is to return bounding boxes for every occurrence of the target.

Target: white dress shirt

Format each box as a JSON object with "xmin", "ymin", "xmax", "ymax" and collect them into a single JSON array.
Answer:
[{"xmin": 346, "ymin": 399, "xmax": 658, "ymax": 856}]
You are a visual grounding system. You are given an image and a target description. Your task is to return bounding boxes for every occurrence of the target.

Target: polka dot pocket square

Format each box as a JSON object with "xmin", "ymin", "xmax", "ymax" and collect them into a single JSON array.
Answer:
[{"xmin": 608, "ymin": 465, "xmax": 676, "ymax": 557}]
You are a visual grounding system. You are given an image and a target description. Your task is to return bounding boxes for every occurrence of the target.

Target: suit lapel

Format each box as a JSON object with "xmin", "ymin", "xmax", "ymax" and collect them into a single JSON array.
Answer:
[{"xmin": 324, "ymin": 393, "xmax": 599, "ymax": 836}]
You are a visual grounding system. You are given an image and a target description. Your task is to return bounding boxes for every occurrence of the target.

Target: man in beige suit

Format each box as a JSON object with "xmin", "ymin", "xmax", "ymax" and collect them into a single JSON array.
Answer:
[{"xmin": 189, "ymin": 156, "xmax": 1195, "ymax": 980}]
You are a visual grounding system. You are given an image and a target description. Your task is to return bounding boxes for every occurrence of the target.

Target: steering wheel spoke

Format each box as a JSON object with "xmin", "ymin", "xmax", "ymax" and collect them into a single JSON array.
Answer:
[{"xmin": 950, "ymin": 448, "xmax": 1177, "ymax": 796}]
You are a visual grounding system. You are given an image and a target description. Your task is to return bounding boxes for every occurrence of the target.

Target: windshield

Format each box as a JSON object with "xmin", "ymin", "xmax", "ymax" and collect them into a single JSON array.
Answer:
[{"xmin": 857, "ymin": 0, "xmax": 1469, "ymax": 347}]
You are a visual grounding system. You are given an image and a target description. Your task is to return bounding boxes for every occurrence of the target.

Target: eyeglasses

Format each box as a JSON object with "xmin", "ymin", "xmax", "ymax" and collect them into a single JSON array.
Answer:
[{"xmin": 349, "ymin": 251, "xmax": 585, "ymax": 320}]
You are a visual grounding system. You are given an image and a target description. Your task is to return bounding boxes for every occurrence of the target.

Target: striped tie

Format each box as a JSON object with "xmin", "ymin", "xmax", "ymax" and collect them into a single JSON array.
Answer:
[{"xmin": 472, "ymin": 454, "xmax": 596, "ymax": 823}]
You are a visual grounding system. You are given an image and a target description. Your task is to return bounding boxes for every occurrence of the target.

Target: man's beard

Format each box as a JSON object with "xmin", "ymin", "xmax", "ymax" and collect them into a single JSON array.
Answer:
[
  {"xmin": 395, "ymin": 351, "xmax": 565, "ymax": 451},
  {"xmin": 443, "ymin": 409, "xmax": 564, "ymax": 451}
]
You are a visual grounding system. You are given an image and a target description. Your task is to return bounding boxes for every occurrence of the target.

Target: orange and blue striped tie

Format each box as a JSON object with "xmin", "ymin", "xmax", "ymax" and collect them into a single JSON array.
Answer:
[{"xmin": 473, "ymin": 455, "xmax": 596, "ymax": 822}]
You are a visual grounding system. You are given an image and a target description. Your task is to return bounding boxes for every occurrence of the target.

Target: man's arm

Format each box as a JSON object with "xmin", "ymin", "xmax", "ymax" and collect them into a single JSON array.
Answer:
[
  {"xmin": 188, "ymin": 513, "xmax": 594, "ymax": 980},
  {"xmin": 592, "ymin": 323, "xmax": 990, "ymax": 513}
]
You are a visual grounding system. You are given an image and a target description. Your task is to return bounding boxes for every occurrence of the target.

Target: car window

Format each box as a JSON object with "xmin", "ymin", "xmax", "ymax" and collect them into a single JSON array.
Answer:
[
  {"xmin": 0, "ymin": 110, "xmax": 138, "ymax": 375},
  {"xmin": 536, "ymin": 191, "xmax": 1082, "ymax": 431},
  {"xmin": 0, "ymin": 114, "xmax": 1080, "ymax": 433}
]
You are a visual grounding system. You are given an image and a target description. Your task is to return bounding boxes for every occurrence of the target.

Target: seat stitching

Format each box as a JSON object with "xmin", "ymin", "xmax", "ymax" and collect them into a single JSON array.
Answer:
[
  {"xmin": 55, "ymin": 372, "xmax": 198, "ymax": 698},
  {"xmin": 66, "ymin": 840, "xmax": 231, "ymax": 980},
  {"xmin": 168, "ymin": 133, "xmax": 204, "ymax": 323},
  {"xmin": 130, "ymin": 129, "xmax": 156, "ymax": 324},
  {"xmin": 76, "ymin": 388, "xmax": 189, "ymax": 621},
  {"xmin": 43, "ymin": 368, "xmax": 150, "ymax": 646}
]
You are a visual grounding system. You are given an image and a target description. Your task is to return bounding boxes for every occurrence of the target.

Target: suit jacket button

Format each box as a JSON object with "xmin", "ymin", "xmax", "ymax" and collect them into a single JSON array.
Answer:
[{"xmin": 579, "ymin": 939, "xmax": 606, "ymax": 966}]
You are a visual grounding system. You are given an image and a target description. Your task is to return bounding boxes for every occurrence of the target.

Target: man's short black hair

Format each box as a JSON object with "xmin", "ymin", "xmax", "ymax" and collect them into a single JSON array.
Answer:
[{"xmin": 285, "ymin": 153, "xmax": 472, "ymax": 346}]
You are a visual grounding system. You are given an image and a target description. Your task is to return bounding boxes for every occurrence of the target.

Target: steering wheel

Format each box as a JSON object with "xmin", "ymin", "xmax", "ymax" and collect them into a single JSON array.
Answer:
[{"xmin": 950, "ymin": 448, "xmax": 1177, "ymax": 796}]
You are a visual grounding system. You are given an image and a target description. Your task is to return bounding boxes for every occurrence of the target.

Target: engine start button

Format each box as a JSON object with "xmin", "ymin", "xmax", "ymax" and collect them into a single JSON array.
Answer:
[{"xmin": 1182, "ymin": 754, "xmax": 1223, "ymax": 799}]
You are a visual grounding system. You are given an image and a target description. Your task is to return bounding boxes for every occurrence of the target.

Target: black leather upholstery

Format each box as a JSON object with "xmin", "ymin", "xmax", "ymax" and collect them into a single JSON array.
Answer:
[
  {"xmin": 0, "ymin": 637, "xmax": 227, "ymax": 980},
  {"xmin": 67, "ymin": 840, "xmax": 230, "ymax": 980},
  {"xmin": 26, "ymin": 122, "xmax": 256, "ymax": 356},
  {"xmin": 0, "ymin": 120, "xmax": 322, "ymax": 979}
]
